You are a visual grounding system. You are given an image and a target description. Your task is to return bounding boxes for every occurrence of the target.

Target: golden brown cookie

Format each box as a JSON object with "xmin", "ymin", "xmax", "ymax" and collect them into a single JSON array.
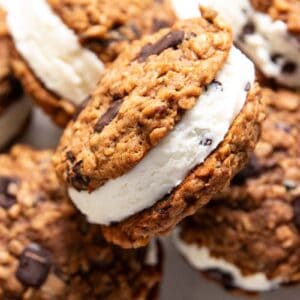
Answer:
[
  {"xmin": 0, "ymin": 145, "xmax": 163, "ymax": 299},
  {"xmin": 54, "ymin": 12, "xmax": 264, "ymax": 248},
  {"xmin": 0, "ymin": 8, "xmax": 30, "ymax": 151},
  {"xmin": 174, "ymin": 88, "xmax": 300, "ymax": 292},
  {"xmin": 2, "ymin": 0, "xmax": 176, "ymax": 126}
]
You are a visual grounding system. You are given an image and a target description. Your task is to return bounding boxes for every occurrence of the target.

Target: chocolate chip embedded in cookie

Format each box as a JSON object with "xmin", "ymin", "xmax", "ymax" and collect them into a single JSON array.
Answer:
[
  {"xmin": 1, "ymin": 0, "xmax": 176, "ymax": 127},
  {"xmin": 0, "ymin": 145, "xmax": 163, "ymax": 299},
  {"xmin": 53, "ymin": 12, "xmax": 264, "ymax": 248},
  {"xmin": 0, "ymin": 8, "xmax": 30, "ymax": 150},
  {"xmin": 173, "ymin": 0, "xmax": 300, "ymax": 88},
  {"xmin": 174, "ymin": 88, "xmax": 300, "ymax": 293},
  {"xmin": 0, "ymin": 176, "xmax": 18, "ymax": 209},
  {"xmin": 16, "ymin": 244, "xmax": 52, "ymax": 288}
]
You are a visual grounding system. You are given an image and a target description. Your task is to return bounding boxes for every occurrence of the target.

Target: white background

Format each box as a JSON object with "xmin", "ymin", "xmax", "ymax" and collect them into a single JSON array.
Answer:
[{"xmin": 21, "ymin": 106, "xmax": 300, "ymax": 300}]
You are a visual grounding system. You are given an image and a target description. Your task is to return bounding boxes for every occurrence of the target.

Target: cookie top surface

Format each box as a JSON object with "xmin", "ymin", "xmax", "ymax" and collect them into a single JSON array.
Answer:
[
  {"xmin": 0, "ymin": 9, "xmax": 22, "ymax": 115},
  {"xmin": 48, "ymin": 0, "xmax": 177, "ymax": 62},
  {"xmin": 251, "ymin": 0, "xmax": 300, "ymax": 34},
  {"xmin": 179, "ymin": 88, "xmax": 300, "ymax": 282},
  {"xmin": 0, "ymin": 146, "xmax": 162, "ymax": 299},
  {"xmin": 54, "ymin": 11, "xmax": 233, "ymax": 191}
]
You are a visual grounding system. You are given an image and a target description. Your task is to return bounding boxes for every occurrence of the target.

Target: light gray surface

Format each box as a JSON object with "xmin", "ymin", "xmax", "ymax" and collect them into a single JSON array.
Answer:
[{"xmin": 21, "ymin": 107, "xmax": 300, "ymax": 300}]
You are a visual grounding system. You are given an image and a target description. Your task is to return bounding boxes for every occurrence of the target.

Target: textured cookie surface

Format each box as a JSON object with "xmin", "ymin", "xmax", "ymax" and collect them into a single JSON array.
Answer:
[
  {"xmin": 0, "ymin": 146, "xmax": 162, "ymax": 299},
  {"xmin": 179, "ymin": 88, "xmax": 300, "ymax": 286},
  {"xmin": 48, "ymin": 0, "xmax": 177, "ymax": 62},
  {"xmin": 10, "ymin": 0, "xmax": 176, "ymax": 127},
  {"xmin": 54, "ymin": 12, "xmax": 233, "ymax": 191}
]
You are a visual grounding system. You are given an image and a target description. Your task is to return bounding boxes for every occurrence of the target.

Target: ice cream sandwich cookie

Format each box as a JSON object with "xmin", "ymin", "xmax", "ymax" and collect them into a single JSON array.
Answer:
[{"xmin": 54, "ymin": 11, "xmax": 264, "ymax": 248}]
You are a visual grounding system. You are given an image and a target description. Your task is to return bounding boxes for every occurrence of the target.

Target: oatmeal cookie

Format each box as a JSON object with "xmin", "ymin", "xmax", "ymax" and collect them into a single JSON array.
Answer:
[
  {"xmin": 54, "ymin": 12, "xmax": 263, "ymax": 248},
  {"xmin": 0, "ymin": 145, "xmax": 163, "ymax": 299}
]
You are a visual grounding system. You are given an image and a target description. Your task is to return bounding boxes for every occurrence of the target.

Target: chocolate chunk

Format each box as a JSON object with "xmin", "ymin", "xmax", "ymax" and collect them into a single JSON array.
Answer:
[
  {"xmin": 66, "ymin": 151, "xmax": 76, "ymax": 163},
  {"xmin": 16, "ymin": 244, "xmax": 52, "ymax": 288},
  {"xmin": 284, "ymin": 180, "xmax": 297, "ymax": 191},
  {"xmin": 238, "ymin": 22, "xmax": 255, "ymax": 42},
  {"xmin": 281, "ymin": 61, "xmax": 297, "ymax": 74},
  {"xmin": 184, "ymin": 195, "xmax": 197, "ymax": 206},
  {"xmin": 212, "ymin": 80, "xmax": 222, "ymax": 86},
  {"xmin": 0, "ymin": 176, "xmax": 18, "ymax": 209},
  {"xmin": 212, "ymin": 80, "xmax": 223, "ymax": 91},
  {"xmin": 244, "ymin": 82, "xmax": 251, "ymax": 92},
  {"xmin": 275, "ymin": 122, "xmax": 291, "ymax": 133},
  {"xmin": 137, "ymin": 30, "xmax": 185, "ymax": 62},
  {"xmin": 271, "ymin": 53, "xmax": 283, "ymax": 63},
  {"xmin": 205, "ymin": 268, "xmax": 235, "ymax": 290},
  {"xmin": 70, "ymin": 161, "xmax": 91, "ymax": 191},
  {"xmin": 73, "ymin": 97, "xmax": 90, "ymax": 121},
  {"xmin": 152, "ymin": 18, "xmax": 171, "ymax": 32},
  {"xmin": 242, "ymin": 22, "xmax": 255, "ymax": 35},
  {"xmin": 130, "ymin": 23, "xmax": 142, "ymax": 39},
  {"xmin": 200, "ymin": 138, "xmax": 213, "ymax": 146},
  {"xmin": 94, "ymin": 99, "xmax": 123, "ymax": 133},
  {"xmin": 293, "ymin": 197, "xmax": 300, "ymax": 230}
]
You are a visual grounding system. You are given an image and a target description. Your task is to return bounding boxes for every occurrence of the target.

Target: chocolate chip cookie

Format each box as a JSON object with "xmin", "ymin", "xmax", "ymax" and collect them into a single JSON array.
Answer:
[
  {"xmin": 174, "ymin": 88, "xmax": 300, "ymax": 292},
  {"xmin": 0, "ymin": 145, "xmax": 163, "ymax": 299},
  {"xmin": 54, "ymin": 10, "xmax": 264, "ymax": 248},
  {"xmin": 2, "ymin": 0, "xmax": 175, "ymax": 126},
  {"xmin": 174, "ymin": 0, "xmax": 300, "ymax": 88},
  {"xmin": 0, "ymin": 8, "xmax": 30, "ymax": 151}
]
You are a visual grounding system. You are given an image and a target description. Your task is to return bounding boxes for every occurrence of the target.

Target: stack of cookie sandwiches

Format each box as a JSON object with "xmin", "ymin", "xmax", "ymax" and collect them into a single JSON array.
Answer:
[
  {"xmin": 174, "ymin": 88, "xmax": 300, "ymax": 292},
  {"xmin": 0, "ymin": 8, "xmax": 31, "ymax": 151},
  {"xmin": 53, "ymin": 9, "xmax": 263, "ymax": 248},
  {"xmin": 2, "ymin": 0, "xmax": 176, "ymax": 126},
  {"xmin": 0, "ymin": 145, "xmax": 162, "ymax": 299},
  {"xmin": 0, "ymin": 0, "xmax": 285, "ymax": 298}
]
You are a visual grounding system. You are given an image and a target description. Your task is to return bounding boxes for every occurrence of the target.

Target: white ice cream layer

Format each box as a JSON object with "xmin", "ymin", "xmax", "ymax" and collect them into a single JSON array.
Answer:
[
  {"xmin": 69, "ymin": 47, "xmax": 254, "ymax": 225},
  {"xmin": 0, "ymin": 97, "xmax": 31, "ymax": 149},
  {"xmin": 173, "ymin": 230, "xmax": 283, "ymax": 292},
  {"xmin": 176, "ymin": 0, "xmax": 300, "ymax": 88},
  {"xmin": 2, "ymin": 0, "xmax": 104, "ymax": 105}
]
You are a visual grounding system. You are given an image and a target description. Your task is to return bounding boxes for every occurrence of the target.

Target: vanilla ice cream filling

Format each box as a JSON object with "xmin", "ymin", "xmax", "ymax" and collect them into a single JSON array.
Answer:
[
  {"xmin": 2, "ymin": 0, "xmax": 104, "ymax": 105},
  {"xmin": 0, "ymin": 97, "xmax": 31, "ymax": 149},
  {"xmin": 176, "ymin": 0, "xmax": 300, "ymax": 88},
  {"xmin": 173, "ymin": 229, "xmax": 283, "ymax": 292},
  {"xmin": 69, "ymin": 47, "xmax": 254, "ymax": 225}
]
